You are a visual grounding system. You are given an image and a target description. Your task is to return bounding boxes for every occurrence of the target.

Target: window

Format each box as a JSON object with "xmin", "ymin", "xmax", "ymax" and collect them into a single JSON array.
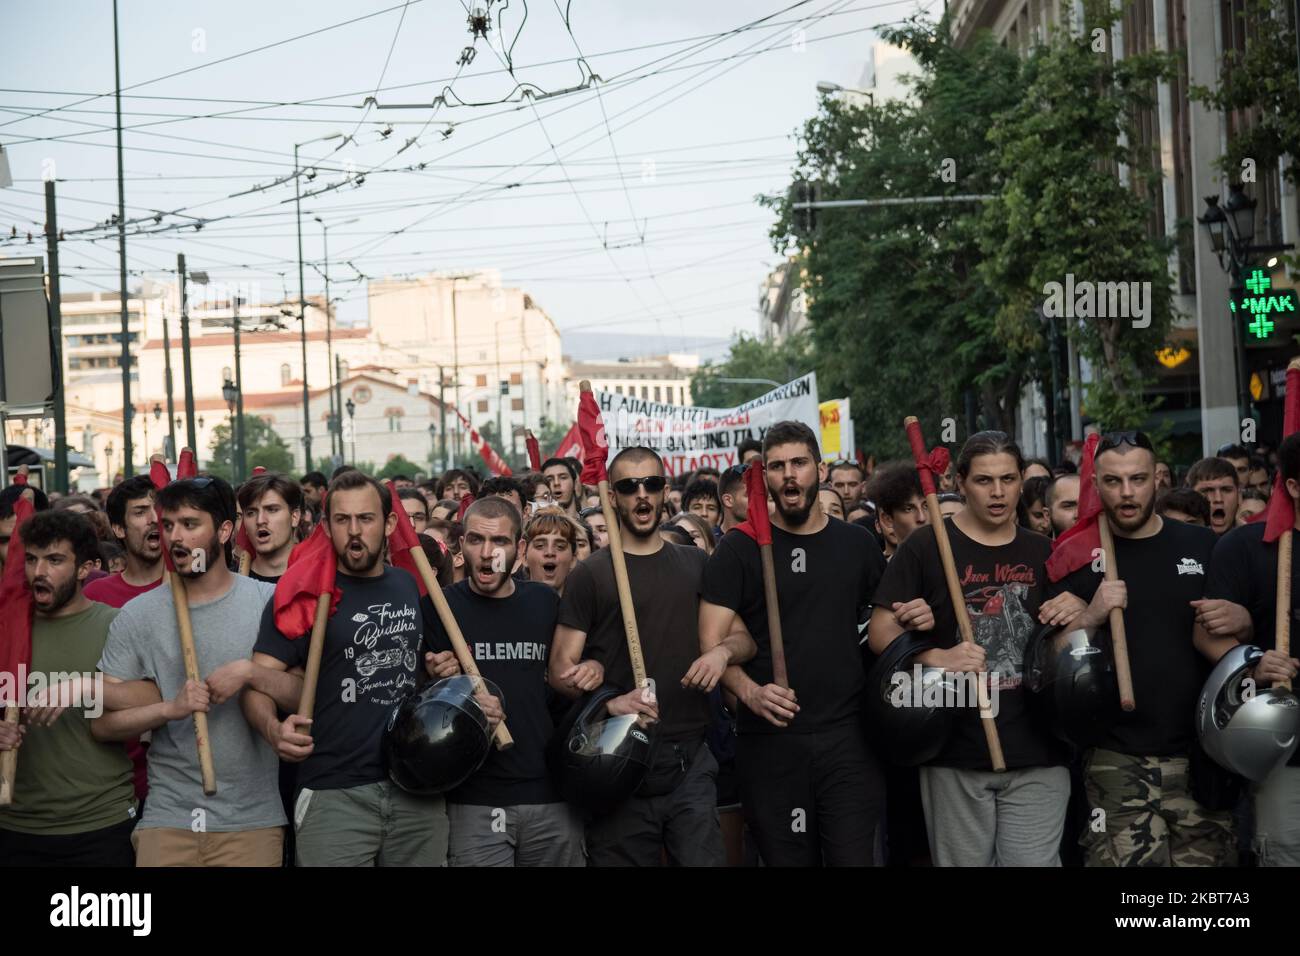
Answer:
[
  {"xmin": 509, "ymin": 372, "xmax": 522, "ymax": 386},
  {"xmin": 654, "ymin": 386, "xmax": 661, "ymax": 402},
  {"xmin": 615, "ymin": 386, "xmax": 623, "ymax": 395},
  {"xmin": 477, "ymin": 399, "xmax": 489, "ymax": 413},
  {"xmin": 475, "ymin": 374, "xmax": 488, "ymax": 388},
  {"xmin": 511, "ymin": 398, "xmax": 524, "ymax": 411},
  {"xmin": 641, "ymin": 386, "xmax": 649, "ymax": 399},
  {"xmin": 281, "ymin": 364, "xmax": 291, "ymax": 386}
]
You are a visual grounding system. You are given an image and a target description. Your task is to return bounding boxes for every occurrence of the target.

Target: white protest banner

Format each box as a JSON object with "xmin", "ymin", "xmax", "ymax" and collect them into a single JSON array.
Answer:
[{"xmin": 594, "ymin": 372, "xmax": 820, "ymax": 476}]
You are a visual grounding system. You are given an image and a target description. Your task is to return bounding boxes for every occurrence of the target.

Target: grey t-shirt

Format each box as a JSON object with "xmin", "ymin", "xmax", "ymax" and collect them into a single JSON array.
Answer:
[{"xmin": 98, "ymin": 574, "xmax": 285, "ymax": 832}]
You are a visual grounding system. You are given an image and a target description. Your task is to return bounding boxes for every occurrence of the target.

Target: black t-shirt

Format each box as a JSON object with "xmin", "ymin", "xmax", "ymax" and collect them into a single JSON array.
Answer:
[
  {"xmin": 1205, "ymin": 520, "xmax": 1300, "ymax": 766},
  {"xmin": 873, "ymin": 519, "xmax": 1062, "ymax": 771},
  {"xmin": 1048, "ymin": 518, "xmax": 1216, "ymax": 757},
  {"xmin": 700, "ymin": 520, "xmax": 886, "ymax": 736},
  {"xmin": 249, "ymin": 570, "xmax": 282, "ymax": 585},
  {"xmin": 422, "ymin": 580, "xmax": 560, "ymax": 807},
  {"xmin": 557, "ymin": 542, "xmax": 710, "ymax": 742},
  {"xmin": 254, "ymin": 566, "xmax": 423, "ymax": 792}
]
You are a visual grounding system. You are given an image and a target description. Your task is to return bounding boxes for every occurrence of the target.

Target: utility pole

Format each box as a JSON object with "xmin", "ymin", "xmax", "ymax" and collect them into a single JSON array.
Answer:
[
  {"xmin": 162, "ymin": 305, "xmax": 176, "ymax": 461},
  {"xmin": 322, "ymin": 225, "xmax": 336, "ymax": 459},
  {"xmin": 233, "ymin": 295, "xmax": 246, "ymax": 481},
  {"xmin": 178, "ymin": 254, "xmax": 197, "ymax": 455},
  {"xmin": 438, "ymin": 364, "xmax": 447, "ymax": 473},
  {"xmin": 45, "ymin": 180, "xmax": 68, "ymax": 493},
  {"xmin": 113, "ymin": 0, "xmax": 132, "ymax": 476},
  {"xmin": 294, "ymin": 142, "xmax": 312, "ymax": 471},
  {"xmin": 451, "ymin": 279, "xmax": 461, "ymax": 463}
]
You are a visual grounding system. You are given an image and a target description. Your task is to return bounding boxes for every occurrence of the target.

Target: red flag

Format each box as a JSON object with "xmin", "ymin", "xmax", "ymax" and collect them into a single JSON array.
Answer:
[
  {"xmin": 385, "ymin": 480, "xmax": 428, "ymax": 597},
  {"xmin": 0, "ymin": 495, "xmax": 35, "ymax": 707},
  {"xmin": 452, "ymin": 408, "xmax": 512, "ymax": 476},
  {"xmin": 526, "ymin": 432, "xmax": 542, "ymax": 472},
  {"xmin": 734, "ymin": 458, "xmax": 772, "ymax": 545},
  {"xmin": 457, "ymin": 492, "xmax": 474, "ymax": 523},
  {"xmin": 1046, "ymin": 433, "xmax": 1103, "ymax": 582},
  {"xmin": 578, "ymin": 390, "xmax": 608, "ymax": 485},
  {"xmin": 552, "ymin": 422, "xmax": 583, "ymax": 462},
  {"xmin": 1264, "ymin": 364, "xmax": 1300, "ymax": 542},
  {"xmin": 149, "ymin": 460, "xmax": 178, "ymax": 573},
  {"xmin": 178, "ymin": 449, "xmax": 197, "ymax": 480},
  {"xmin": 274, "ymin": 518, "xmax": 341, "ymax": 638}
]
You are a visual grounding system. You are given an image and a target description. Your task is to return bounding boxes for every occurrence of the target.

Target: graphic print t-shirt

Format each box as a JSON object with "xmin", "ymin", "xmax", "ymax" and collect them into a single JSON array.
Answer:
[
  {"xmin": 254, "ymin": 566, "xmax": 422, "ymax": 792},
  {"xmin": 423, "ymin": 580, "xmax": 559, "ymax": 807},
  {"xmin": 1048, "ymin": 519, "xmax": 1216, "ymax": 757},
  {"xmin": 873, "ymin": 519, "xmax": 1061, "ymax": 771}
]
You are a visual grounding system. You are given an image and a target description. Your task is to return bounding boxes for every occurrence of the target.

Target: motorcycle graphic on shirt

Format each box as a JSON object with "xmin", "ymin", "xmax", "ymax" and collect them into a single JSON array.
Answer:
[
  {"xmin": 959, "ymin": 563, "xmax": 1038, "ymax": 691},
  {"xmin": 342, "ymin": 601, "xmax": 419, "ymax": 706}
]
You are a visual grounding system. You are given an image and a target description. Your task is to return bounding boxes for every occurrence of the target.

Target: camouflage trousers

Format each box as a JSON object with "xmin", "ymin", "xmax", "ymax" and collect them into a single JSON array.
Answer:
[{"xmin": 1082, "ymin": 749, "xmax": 1235, "ymax": 867}]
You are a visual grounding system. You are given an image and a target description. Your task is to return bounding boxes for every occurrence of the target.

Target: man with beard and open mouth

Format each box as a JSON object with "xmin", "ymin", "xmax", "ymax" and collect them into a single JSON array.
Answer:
[
  {"xmin": 423, "ymin": 496, "xmax": 584, "ymax": 866},
  {"xmin": 237, "ymin": 473, "xmax": 303, "ymax": 584},
  {"xmin": 84, "ymin": 475, "xmax": 165, "ymax": 608},
  {"xmin": 552, "ymin": 446, "xmax": 731, "ymax": 866},
  {"xmin": 247, "ymin": 469, "xmax": 492, "ymax": 866},
  {"xmin": 94, "ymin": 475, "xmax": 290, "ymax": 866},
  {"xmin": 1186, "ymin": 457, "xmax": 1240, "ymax": 537},
  {"xmin": 0, "ymin": 510, "xmax": 137, "ymax": 866},
  {"xmin": 1047, "ymin": 431, "xmax": 1234, "ymax": 866},
  {"xmin": 700, "ymin": 421, "xmax": 887, "ymax": 866}
]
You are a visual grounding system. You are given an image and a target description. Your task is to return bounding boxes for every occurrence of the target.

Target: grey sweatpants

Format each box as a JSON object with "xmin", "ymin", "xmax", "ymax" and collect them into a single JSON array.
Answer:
[
  {"xmin": 447, "ymin": 802, "xmax": 586, "ymax": 867},
  {"xmin": 1253, "ymin": 764, "xmax": 1300, "ymax": 866},
  {"xmin": 919, "ymin": 764, "xmax": 1069, "ymax": 867},
  {"xmin": 294, "ymin": 780, "xmax": 448, "ymax": 867}
]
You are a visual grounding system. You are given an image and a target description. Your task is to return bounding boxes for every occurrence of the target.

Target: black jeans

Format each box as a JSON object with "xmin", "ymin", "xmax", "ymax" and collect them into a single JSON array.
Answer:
[
  {"xmin": 0, "ymin": 816, "xmax": 136, "ymax": 867},
  {"xmin": 586, "ymin": 740, "xmax": 726, "ymax": 867},
  {"xmin": 736, "ymin": 721, "xmax": 884, "ymax": 866}
]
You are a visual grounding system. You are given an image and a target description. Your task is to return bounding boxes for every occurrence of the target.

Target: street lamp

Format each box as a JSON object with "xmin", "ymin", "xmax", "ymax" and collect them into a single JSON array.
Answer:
[
  {"xmin": 345, "ymin": 397, "xmax": 357, "ymax": 465},
  {"xmin": 104, "ymin": 441, "xmax": 114, "ymax": 480},
  {"xmin": 817, "ymin": 80, "xmax": 873, "ymax": 101},
  {"xmin": 295, "ymin": 133, "xmax": 346, "ymax": 470}
]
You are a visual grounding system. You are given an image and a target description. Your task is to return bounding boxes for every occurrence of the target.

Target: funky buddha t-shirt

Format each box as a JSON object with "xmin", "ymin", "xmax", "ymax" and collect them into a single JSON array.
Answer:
[
  {"xmin": 254, "ymin": 566, "xmax": 422, "ymax": 792},
  {"xmin": 873, "ymin": 519, "xmax": 1062, "ymax": 771}
]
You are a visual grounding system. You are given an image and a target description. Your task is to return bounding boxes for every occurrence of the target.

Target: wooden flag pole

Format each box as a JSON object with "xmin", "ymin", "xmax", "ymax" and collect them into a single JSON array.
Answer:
[
  {"xmin": 904, "ymin": 417, "xmax": 1005, "ymax": 772},
  {"xmin": 169, "ymin": 570, "xmax": 217, "ymax": 796},
  {"xmin": 296, "ymin": 593, "xmax": 332, "ymax": 726},
  {"xmin": 581, "ymin": 382, "xmax": 650, "ymax": 694},
  {"xmin": 408, "ymin": 547, "xmax": 513, "ymax": 750},
  {"xmin": 754, "ymin": 481, "xmax": 789, "ymax": 688},
  {"xmin": 1096, "ymin": 514, "xmax": 1137, "ymax": 710}
]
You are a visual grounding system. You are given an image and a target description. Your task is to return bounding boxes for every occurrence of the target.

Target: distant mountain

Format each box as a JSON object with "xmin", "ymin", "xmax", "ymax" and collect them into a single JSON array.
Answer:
[{"xmin": 558, "ymin": 331, "xmax": 734, "ymax": 362}]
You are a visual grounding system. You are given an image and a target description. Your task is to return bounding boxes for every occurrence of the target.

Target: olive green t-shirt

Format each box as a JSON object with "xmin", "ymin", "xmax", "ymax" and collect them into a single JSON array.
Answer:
[{"xmin": 0, "ymin": 602, "xmax": 136, "ymax": 835}]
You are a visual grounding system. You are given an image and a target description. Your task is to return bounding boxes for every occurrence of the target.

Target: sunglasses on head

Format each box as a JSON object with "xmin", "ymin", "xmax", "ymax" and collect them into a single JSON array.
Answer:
[
  {"xmin": 579, "ymin": 506, "xmax": 603, "ymax": 519},
  {"xmin": 613, "ymin": 475, "xmax": 667, "ymax": 495},
  {"xmin": 1095, "ymin": 431, "xmax": 1154, "ymax": 457}
]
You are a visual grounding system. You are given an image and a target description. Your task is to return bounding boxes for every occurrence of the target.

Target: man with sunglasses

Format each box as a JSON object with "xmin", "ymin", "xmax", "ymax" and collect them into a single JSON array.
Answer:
[
  {"xmin": 551, "ymin": 446, "xmax": 727, "ymax": 866},
  {"xmin": 1046, "ymin": 431, "xmax": 1234, "ymax": 866}
]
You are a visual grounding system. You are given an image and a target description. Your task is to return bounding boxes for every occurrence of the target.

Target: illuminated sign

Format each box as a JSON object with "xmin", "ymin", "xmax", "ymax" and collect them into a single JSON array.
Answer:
[{"xmin": 1232, "ymin": 269, "xmax": 1299, "ymax": 343}]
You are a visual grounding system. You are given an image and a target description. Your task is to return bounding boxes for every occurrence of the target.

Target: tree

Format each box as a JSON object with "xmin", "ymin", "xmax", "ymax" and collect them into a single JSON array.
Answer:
[
  {"xmin": 766, "ymin": 14, "xmax": 1030, "ymax": 458},
  {"xmin": 690, "ymin": 332, "xmax": 813, "ymax": 408},
  {"xmin": 978, "ymin": 11, "xmax": 1178, "ymax": 429},
  {"xmin": 207, "ymin": 415, "xmax": 294, "ymax": 483},
  {"xmin": 375, "ymin": 455, "xmax": 424, "ymax": 481}
]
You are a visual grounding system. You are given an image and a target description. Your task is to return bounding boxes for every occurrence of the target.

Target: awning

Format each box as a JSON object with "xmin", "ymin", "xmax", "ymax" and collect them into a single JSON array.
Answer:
[{"xmin": 6, "ymin": 444, "xmax": 96, "ymax": 469}]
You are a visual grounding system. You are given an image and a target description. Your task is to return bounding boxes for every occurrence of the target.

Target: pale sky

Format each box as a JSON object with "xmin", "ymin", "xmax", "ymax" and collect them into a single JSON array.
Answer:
[{"xmin": 0, "ymin": 0, "xmax": 935, "ymax": 358}]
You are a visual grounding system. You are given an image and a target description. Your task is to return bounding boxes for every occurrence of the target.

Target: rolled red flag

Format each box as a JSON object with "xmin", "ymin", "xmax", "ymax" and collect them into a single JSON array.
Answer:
[
  {"xmin": 457, "ymin": 492, "xmax": 474, "ymax": 523},
  {"xmin": 148, "ymin": 460, "xmax": 179, "ymax": 573},
  {"xmin": 178, "ymin": 449, "xmax": 197, "ymax": 480},
  {"xmin": 274, "ymin": 517, "xmax": 341, "ymax": 638},
  {"xmin": 577, "ymin": 390, "xmax": 608, "ymax": 485},
  {"xmin": 903, "ymin": 419, "xmax": 951, "ymax": 497},
  {"xmin": 734, "ymin": 458, "xmax": 772, "ymax": 545},
  {"xmin": 1046, "ymin": 433, "xmax": 1103, "ymax": 582},
  {"xmin": 385, "ymin": 479, "xmax": 428, "ymax": 597},
  {"xmin": 526, "ymin": 431, "xmax": 542, "ymax": 472},
  {"xmin": 0, "ymin": 495, "xmax": 35, "ymax": 706}
]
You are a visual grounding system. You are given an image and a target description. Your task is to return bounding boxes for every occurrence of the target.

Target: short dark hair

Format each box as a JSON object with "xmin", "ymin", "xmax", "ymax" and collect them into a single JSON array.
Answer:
[
  {"xmin": 956, "ymin": 431, "xmax": 1024, "ymax": 479},
  {"xmin": 329, "ymin": 465, "xmax": 358, "ymax": 481},
  {"xmin": 463, "ymin": 495, "xmax": 522, "ymax": 540},
  {"xmin": 719, "ymin": 464, "xmax": 746, "ymax": 498},
  {"xmin": 540, "ymin": 457, "xmax": 579, "ymax": 482},
  {"xmin": 817, "ymin": 482, "xmax": 846, "ymax": 515},
  {"xmin": 1186, "ymin": 457, "xmax": 1238, "ymax": 489},
  {"xmin": 51, "ymin": 494, "xmax": 99, "ymax": 513},
  {"xmin": 98, "ymin": 540, "xmax": 124, "ymax": 565},
  {"xmin": 439, "ymin": 468, "xmax": 481, "ymax": 497},
  {"xmin": 0, "ymin": 482, "xmax": 50, "ymax": 521},
  {"xmin": 659, "ymin": 524, "xmax": 695, "ymax": 547},
  {"xmin": 682, "ymin": 478, "xmax": 722, "ymax": 515},
  {"xmin": 1248, "ymin": 454, "xmax": 1268, "ymax": 473},
  {"xmin": 1021, "ymin": 475, "xmax": 1050, "ymax": 509},
  {"xmin": 1156, "ymin": 487, "xmax": 1212, "ymax": 524},
  {"xmin": 391, "ymin": 474, "xmax": 412, "ymax": 484},
  {"xmin": 737, "ymin": 438, "xmax": 762, "ymax": 460},
  {"xmin": 105, "ymin": 475, "xmax": 155, "ymax": 531},
  {"xmin": 1022, "ymin": 457, "xmax": 1052, "ymax": 475},
  {"xmin": 1044, "ymin": 472, "xmax": 1080, "ymax": 508},
  {"xmin": 480, "ymin": 475, "xmax": 523, "ymax": 503},
  {"xmin": 325, "ymin": 470, "xmax": 392, "ymax": 518},
  {"xmin": 828, "ymin": 460, "xmax": 865, "ymax": 480},
  {"xmin": 867, "ymin": 462, "xmax": 923, "ymax": 517},
  {"xmin": 157, "ymin": 476, "xmax": 238, "ymax": 539},
  {"xmin": 21, "ymin": 509, "xmax": 101, "ymax": 568},
  {"xmin": 397, "ymin": 487, "xmax": 430, "ymax": 516},
  {"xmin": 608, "ymin": 446, "xmax": 663, "ymax": 481},
  {"xmin": 1279, "ymin": 433, "xmax": 1300, "ymax": 487},
  {"xmin": 301, "ymin": 471, "xmax": 328, "ymax": 489},
  {"xmin": 237, "ymin": 472, "xmax": 303, "ymax": 513},
  {"xmin": 1240, "ymin": 488, "xmax": 1269, "ymax": 504},
  {"xmin": 762, "ymin": 420, "xmax": 821, "ymax": 464},
  {"xmin": 1217, "ymin": 444, "xmax": 1249, "ymax": 462}
]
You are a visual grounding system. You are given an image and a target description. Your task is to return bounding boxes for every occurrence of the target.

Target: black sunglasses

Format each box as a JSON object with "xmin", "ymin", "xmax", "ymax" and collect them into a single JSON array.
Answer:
[
  {"xmin": 1095, "ymin": 431, "xmax": 1154, "ymax": 457},
  {"xmin": 613, "ymin": 475, "xmax": 667, "ymax": 495},
  {"xmin": 578, "ymin": 506, "xmax": 603, "ymax": 519}
]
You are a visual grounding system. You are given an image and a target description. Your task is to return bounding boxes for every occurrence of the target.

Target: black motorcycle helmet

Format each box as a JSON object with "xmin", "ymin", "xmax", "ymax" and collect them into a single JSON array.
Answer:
[
  {"xmin": 862, "ymin": 631, "xmax": 957, "ymax": 766},
  {"xmin": 548, "ymin": 685, "xmax": 655, "ymax": 816},
  {"xmin": 384, "ymin": 675, "xmax": 500, "ymax": 795},
  {"xmin": 1023, "ymin": 620, "xmax": 1122, "ymax": 749}
]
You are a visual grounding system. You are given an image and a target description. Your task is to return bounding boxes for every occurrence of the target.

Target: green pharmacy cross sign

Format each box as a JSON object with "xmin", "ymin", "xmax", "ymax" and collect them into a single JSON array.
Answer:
[{"xmin": 1231, "ymin": 269, "xmax": 1299, "ymax": 342}]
